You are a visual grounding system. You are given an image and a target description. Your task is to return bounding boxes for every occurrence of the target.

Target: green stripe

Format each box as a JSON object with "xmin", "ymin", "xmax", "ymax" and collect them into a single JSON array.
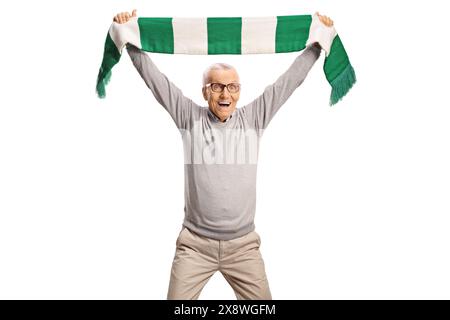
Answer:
[
  {"xmin": 207, "ymin": 17, "xmax": 242, "ymax": 54},
  {"xmin": 138, "ymin": 17, "xmax": 174, "ymax": 53},
  {"xmin": 275, "ymin": 15, "xmax": 311, "ymax": 53},
  {"xmin": 323, "ymin": 35, "xmax": 350, "ymax": 83}
]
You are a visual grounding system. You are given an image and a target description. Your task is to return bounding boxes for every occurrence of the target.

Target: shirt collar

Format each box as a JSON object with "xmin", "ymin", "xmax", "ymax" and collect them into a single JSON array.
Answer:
[{"xmin": 208, "ymin": 108, "xmax": 234, "ymax": 123}]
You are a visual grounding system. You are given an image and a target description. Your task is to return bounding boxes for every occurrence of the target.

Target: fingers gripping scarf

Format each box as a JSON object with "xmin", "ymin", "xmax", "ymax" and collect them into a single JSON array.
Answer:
[{"xmin": 96, "ymin": 14, "xmax": 356, "ymax": 105}]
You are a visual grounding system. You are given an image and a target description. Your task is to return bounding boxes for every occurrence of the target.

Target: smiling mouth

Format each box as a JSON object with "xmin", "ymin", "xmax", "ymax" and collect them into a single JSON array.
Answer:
[{"xmin": 218, "ymin": 102, "xmax": 231, "ymax": 107}]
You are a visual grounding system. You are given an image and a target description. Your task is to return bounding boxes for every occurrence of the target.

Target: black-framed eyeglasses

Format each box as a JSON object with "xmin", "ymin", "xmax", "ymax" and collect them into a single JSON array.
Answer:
[{"xmin": 205, "ymin": 82, "xmax": 241, "ymax": 94}]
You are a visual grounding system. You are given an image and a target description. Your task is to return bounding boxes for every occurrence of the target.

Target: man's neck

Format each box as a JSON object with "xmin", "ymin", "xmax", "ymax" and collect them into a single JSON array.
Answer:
[{"xmin": 208, "ymin": 108, "xmax": 231, "ymax": 123}]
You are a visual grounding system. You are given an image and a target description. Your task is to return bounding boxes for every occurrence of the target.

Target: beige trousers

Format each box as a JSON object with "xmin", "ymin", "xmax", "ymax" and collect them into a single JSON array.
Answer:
[{"xmin": 167, "ymin": 227, "xmax": 272, "ymax": 300}]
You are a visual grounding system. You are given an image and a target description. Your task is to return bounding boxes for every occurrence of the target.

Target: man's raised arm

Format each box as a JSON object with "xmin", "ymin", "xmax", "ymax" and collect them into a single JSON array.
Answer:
[
  {"xmin": 114, "ymin": 10, "xmax": 199, "ymax": 129},
  {"xmin": 242, "ymin": 44, "xmax": 321, "ymax": 130},
  {"xmin": 242, "ymin": 13, "xmax": 334, "ymax": 130}
]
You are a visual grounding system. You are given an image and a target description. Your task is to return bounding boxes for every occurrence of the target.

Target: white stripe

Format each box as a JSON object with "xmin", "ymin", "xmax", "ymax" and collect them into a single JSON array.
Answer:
[
  {"xmin": 305, "ymin": 13, "xmax": 337, "ymax": 57},
  {"xmin": 172, "ymin": 18, "xmax": 208, "ymax": 54},
  {"xmin": 109, "ymin": 17, "xmax": 141, "ymax": 53},
  {"xmin": 241, "ymin": 16, "xmax": 277, "ymax": 54}
]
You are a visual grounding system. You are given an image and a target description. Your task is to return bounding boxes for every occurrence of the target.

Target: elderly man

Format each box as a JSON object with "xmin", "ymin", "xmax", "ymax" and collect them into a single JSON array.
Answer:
[{"xmin": 114, "ymin": 10, "xmax": 334, "ymax": 300}]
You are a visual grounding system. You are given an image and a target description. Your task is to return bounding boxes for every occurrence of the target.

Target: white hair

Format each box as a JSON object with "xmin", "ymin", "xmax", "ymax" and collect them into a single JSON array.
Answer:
[{"xmin": 202, "ymin": 63, "xmax": 237, "ymax": 86}]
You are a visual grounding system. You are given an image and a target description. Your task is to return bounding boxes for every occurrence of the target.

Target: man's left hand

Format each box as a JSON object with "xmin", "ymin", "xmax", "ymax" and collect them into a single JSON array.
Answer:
[{"xmin": 316, "ymin": 12, "xmax": 334, "ymax": 27}]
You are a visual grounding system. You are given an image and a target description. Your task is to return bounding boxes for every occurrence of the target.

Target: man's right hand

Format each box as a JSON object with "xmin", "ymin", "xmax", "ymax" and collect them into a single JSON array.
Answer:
[{"xmin": 113, "ymin": 9, "xmax": 137, "ymax": 24}]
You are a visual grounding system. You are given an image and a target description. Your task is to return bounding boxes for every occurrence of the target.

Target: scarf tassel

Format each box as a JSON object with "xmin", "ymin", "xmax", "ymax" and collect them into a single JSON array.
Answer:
[
  {"xmin": 329, "ymin": 63, "xmax": 356, "ymax": 106},
  {"xmin": 96, "ymin": 69, "xmax": 112, "ymax": 99}
]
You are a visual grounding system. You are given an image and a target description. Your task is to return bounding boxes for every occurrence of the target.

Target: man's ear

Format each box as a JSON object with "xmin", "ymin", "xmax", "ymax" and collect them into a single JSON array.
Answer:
[{"xmin": 202, "ymin": 87, "xmax": 208, "ymax": 101}]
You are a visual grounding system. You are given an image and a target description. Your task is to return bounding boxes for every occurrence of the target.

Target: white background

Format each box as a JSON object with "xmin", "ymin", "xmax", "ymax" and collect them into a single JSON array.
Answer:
[{"xmin": 1, "ymin": 0, "xmax": 449, "ymax": 299}]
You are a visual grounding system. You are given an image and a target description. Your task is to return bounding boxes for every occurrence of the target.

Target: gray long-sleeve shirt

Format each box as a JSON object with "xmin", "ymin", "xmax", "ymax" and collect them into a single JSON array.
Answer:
[{"xmin": 126, "ymin": 44, "xmax": 320, "ymax": 240}]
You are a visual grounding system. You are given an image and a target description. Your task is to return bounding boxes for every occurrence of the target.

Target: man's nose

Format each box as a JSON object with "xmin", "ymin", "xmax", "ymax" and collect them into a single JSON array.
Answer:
[{"xmin": 220, "ymin": 88, "xmax": 230, "ymax": 97}]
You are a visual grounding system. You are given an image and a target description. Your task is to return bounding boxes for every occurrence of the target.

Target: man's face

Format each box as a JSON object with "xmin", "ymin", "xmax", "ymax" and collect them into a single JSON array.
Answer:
[{"xmin": 202, "ymin": 68, "xmax": 240, "ymax": 122}]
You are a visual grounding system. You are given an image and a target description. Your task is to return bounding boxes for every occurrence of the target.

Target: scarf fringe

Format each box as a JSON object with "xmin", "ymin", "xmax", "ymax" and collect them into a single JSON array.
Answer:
[
  {"xmin": 329, "ymin": 63, "xmax": 356, "ymax": 106},
  {"xmin": 96, "ymin": 69, "xmax": 112, "ymax": 99}
]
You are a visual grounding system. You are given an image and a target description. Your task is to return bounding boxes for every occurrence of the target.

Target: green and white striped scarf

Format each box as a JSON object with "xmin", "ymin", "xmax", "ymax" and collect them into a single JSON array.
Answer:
[{"xmin": 96, "ymin": 15, "xmax": 356, "ymax": 105}]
